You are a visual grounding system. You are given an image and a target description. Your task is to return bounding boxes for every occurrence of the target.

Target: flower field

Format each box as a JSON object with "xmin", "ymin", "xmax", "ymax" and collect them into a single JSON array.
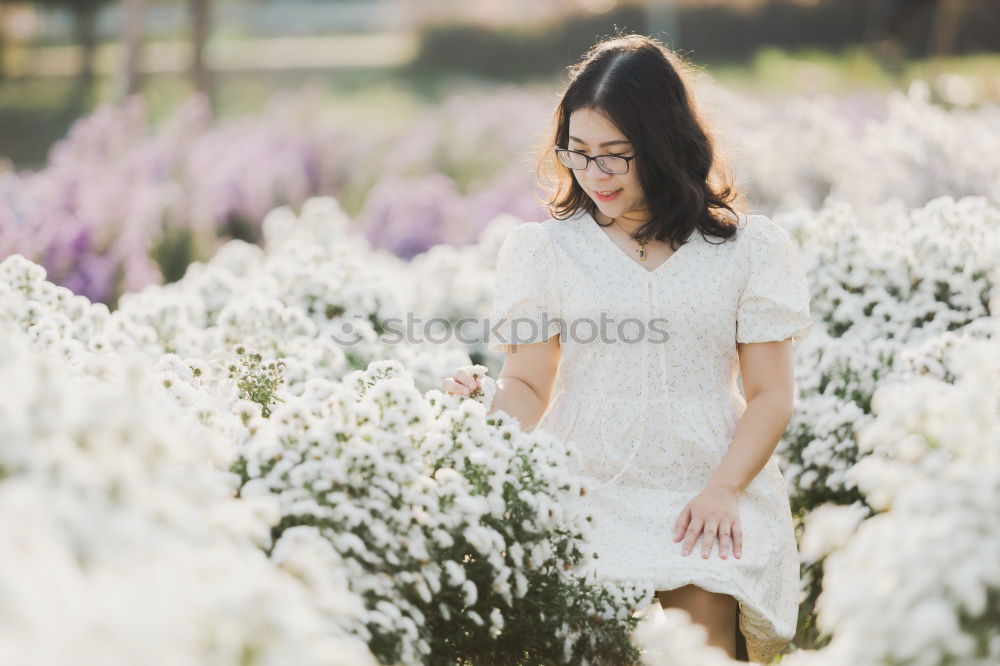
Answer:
[
  {"xmin": 3, "ymin": 77, "xmax": 998, "ymax": 307},
  {"xmin": 1, "ymin": 75, "xmax": 998, "ymax": 665}
]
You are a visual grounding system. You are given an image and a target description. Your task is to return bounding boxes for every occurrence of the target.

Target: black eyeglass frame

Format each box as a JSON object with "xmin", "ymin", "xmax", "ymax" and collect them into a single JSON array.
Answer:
[{"xmin": 553, "ymin": 147, "xmax": 637, "ymax": 175}]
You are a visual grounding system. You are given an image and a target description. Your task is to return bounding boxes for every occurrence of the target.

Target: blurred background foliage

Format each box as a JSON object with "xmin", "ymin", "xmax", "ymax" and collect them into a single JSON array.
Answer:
[{"xmin": 2, "ymin": 0, "xmax": 999, "ymax": 168}]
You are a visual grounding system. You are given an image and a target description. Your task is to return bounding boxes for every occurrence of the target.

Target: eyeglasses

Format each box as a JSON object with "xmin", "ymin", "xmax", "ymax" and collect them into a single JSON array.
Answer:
[{"xmin": 554, "ymin": 147, "xmax": 636, "ymax": 175}]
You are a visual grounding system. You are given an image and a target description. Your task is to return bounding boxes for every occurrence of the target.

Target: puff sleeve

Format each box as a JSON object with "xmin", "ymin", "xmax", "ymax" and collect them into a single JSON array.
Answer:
[
  {"xmin": 736, "ymin": 215, "xmax": 814, "ymax": 344},
  {"xmin": 487, "ymin": 222, "xmax": 562, "ymax": 352}
]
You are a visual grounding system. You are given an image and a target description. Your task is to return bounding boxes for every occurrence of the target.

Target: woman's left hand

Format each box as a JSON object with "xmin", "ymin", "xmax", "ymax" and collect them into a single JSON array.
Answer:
[{"xmin": 673, "ymin": 481, "xmax": 743, "ymax": 559}]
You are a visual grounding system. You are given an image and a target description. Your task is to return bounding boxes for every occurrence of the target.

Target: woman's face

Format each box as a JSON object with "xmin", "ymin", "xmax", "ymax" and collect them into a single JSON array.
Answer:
[{"xmin": 566, "ymin": 107, "xmax": 646, "ymax": 220}]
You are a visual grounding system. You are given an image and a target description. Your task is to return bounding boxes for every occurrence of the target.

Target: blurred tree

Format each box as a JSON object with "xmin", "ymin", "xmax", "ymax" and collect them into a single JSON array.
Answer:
[
  {"xmin": 34, "ymin": 0, "xmax": 114, "ymax": 99},
  {"xmin": 647, "ymin": 0, "xmax": 679, "ymax": 50},
  {"xmin": 929, "ymin": 0, "xmax": 965, "ymax": 58},
  {"xmin": 189, "ymin": 0, "xmax": 213, "ymax": 107},
  {"xmin": 0, "ymin": 14, "xmax": 7, "ymax": 83},
  {"xmin": 121, "ymin": 0, "xmax": 145, "ymax": 97},
  {"xmin": 0, "ymin": 1, "xmax": 7, "ymax": 82}
]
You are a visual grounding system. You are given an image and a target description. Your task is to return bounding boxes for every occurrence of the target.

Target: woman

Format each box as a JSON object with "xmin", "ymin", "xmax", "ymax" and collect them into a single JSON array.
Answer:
[{"xmin": 442, "ymin": 33, "xmax": 812, "ymax": 664}]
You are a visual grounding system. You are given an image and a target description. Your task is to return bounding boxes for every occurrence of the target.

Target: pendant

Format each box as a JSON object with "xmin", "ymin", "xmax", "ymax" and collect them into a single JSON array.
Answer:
[{"xmin": 638, "ymin": 247, "xmax": 647, "ymax": 260}]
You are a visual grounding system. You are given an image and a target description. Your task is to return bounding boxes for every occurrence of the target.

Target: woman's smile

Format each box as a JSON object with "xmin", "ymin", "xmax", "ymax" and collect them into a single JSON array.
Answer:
[{"xmin": 594, "ymin": 188, "xmax": 623, "ymax": 201}]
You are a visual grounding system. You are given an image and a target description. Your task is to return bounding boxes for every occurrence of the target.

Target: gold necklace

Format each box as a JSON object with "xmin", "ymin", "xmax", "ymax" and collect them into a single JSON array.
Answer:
[{"xmin": 611, "ymin": 217, "xmax": 649, "ymax": 260}]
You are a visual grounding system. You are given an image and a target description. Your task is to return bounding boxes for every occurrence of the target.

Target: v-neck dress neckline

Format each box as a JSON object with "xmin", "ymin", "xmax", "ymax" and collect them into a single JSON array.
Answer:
[{"xmin": 583, "ymin": 209, "xmax": 697, "ymax": 276}]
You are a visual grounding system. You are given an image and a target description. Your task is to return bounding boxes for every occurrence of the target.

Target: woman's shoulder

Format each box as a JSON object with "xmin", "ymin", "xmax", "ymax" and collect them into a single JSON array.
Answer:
[
  {"xmin": 735, "ymin": 212, "xmax": 787, "ymax": 238},
  {"xmin": 732, "ymin": 212, "xmax": 796, "ymax": 255},
  {"xmin": 732, "ymin": 212, "xmax": 807, "ymax": 282},
  {"xmin": 503, "ymin": 210, "xmax": 590, "ymax": 246},
  {"xmin": 497, "ymin": 217, "xmax": 563, "ymax": 259},
  {"xmin": 541, "ymin": 209, "xmax": 592, "ymax": 242}
]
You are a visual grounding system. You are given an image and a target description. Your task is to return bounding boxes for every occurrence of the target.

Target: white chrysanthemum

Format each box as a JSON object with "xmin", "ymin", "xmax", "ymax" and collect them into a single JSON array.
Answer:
[
  {"xmin": 798, "ymin": 502, "xmax": 871, "ymax": 563},
  {"xmin": 788, "ymin": 326, "xmax": 1000, "ymax": 666},
  {"xmin": 0, "ymin": 331, "xmax": 375, "ymax": 665}
]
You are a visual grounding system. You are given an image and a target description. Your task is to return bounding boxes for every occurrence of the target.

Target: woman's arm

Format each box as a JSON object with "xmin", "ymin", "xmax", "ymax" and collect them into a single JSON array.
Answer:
[
  {"xmin": 489, "ymin": 333, "xmax": 562, "ymax": 431},
  {"xmin": 707, "ymin": 339, "xmax": 796, "ymax": 493}
]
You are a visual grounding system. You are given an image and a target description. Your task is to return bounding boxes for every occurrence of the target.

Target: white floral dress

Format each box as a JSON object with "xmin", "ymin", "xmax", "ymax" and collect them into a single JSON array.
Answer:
[{"xmin": 487, "ymin": 208, "xmax": 813, "ymax": 664}]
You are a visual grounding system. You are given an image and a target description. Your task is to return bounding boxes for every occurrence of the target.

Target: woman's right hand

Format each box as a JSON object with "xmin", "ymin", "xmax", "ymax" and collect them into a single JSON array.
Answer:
[{"xmin": 442, "ymin": 366, "xmax": 482, "ymax": 397}]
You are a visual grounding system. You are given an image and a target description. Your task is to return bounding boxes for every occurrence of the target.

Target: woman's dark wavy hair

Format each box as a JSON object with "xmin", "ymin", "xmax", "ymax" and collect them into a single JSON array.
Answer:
[{"xmin": 534, "ymin": 32, "xmax": 743, "ymax": 248}]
